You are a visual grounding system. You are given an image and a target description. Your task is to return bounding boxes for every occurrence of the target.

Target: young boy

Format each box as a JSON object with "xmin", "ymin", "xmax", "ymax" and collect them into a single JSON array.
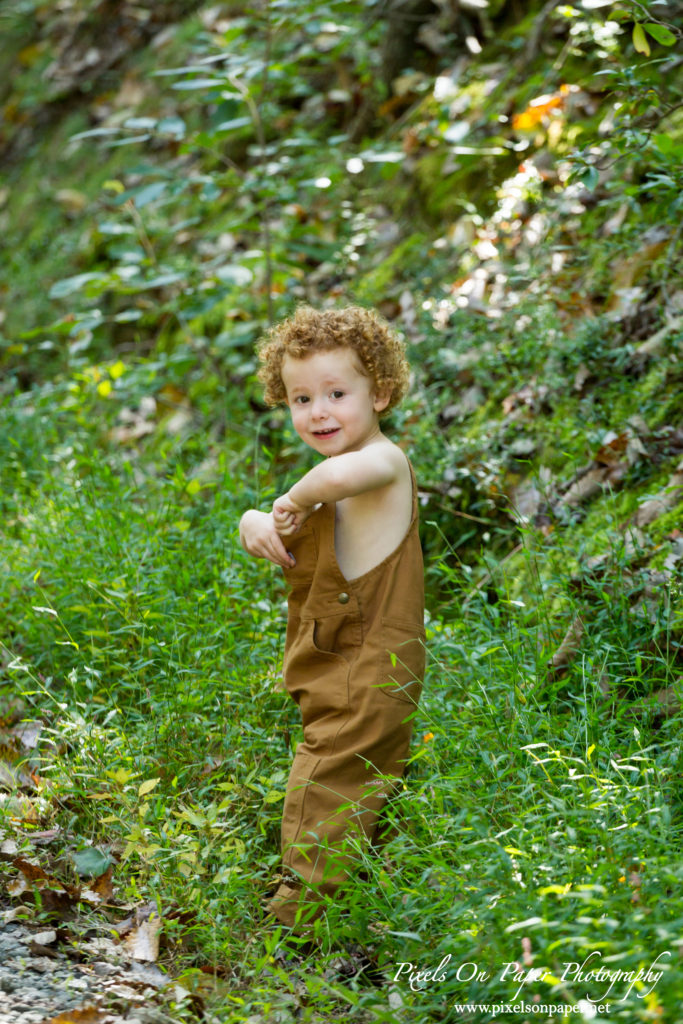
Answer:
[{"xmin": 239, "ymin": 305, "xmax": 425, "ymax": 931}]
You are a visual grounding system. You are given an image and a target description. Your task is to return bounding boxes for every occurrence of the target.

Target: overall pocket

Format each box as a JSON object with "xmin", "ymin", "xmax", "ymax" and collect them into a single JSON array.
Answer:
[
  {"xmin": 376, "ymin": 617, "xmax": 426, "ymax": 705},
  {"xmin": 284, "ymin": 620, "xmax": 351, "ymax": 725},
  {"xmin": 312, "ymin": 614, "xmax": 362, "ymax": 663}
]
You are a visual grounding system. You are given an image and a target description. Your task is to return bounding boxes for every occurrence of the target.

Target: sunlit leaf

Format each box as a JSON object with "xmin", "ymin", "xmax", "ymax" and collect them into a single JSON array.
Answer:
[
  {"xmin": 213, "ymin": 264, "xmax": 253, "ymax": 285},
  {"xmin": 171, "ymin": 78, "xmax": 230, "ymax": 90},
  {"xmin": 49, "ymin": 272, "xmax": 107, "ymax": 299},
  {"xmin": 131, "ymin": 182, "xmax": 167, "ymax": 207},
  {"xmin": 138, "ymin": 777, "xmax": 161, "ymax": 796},
  {"xmin": 114, "ymin": 309, "xmax": 144, "ymax": 322},
  {"xmin": 124, "ymin": 914, "xmax": 162, "ymax": 961},
  {"xmin": 643, "ymin": 22, "xmax": 677, "ymax": 46},
  {"xmin": 632, "ymin": 23, "xmax": 651, "ymax": 55},
  {"xmin": 215, "ymin": 116, "xmax": 251, "ymax": 132},
  {"xmin": 363, "ymin": 149, "xmax": 405, "ymax": 164},
  {"xmin": 124, "ymin": 117, "xmax": 157, "ymax": 131},
  {"xmin": 156, "ymin": 115, "xmax": 186, "ymax": 138}
]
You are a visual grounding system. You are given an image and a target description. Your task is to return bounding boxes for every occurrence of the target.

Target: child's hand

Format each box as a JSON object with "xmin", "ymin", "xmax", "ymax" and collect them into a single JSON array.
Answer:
[
  {"xmin": 239, "ymin": 510, "xmax": 295, "ymax": 569},
  {"xmin": 272, "ymin": 492, "xmax": 313, "ymax": 536},
  {"xmin": 272, "ymin": 504, "xmax": 298, "ymax": 537}
]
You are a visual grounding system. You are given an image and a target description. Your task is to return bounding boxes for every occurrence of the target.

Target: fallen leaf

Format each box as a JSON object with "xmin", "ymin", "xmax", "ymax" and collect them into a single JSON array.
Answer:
[
  {"xmin": 508, "ymin": 479, "xmax": 543, "ymax": 523},
  {"xmin": 594, "ymin": 431, "xmax": 628, "ymax": 466},
  {"xmin": 43, "ymin": 1007, "xmax": 107, "ymax": 1024},
  {"xmin": 13, "ymin": 856, "xmax": 51, "ymax": 884},
  {"xmin": 124, "ymin": 913, "xmax": 162, "ymax": 962},
  {"xmin": 550, "ymin": 616, "xmax": 584, "ymax": 674},
  {"xmin": 502, "ymin": 380, "xmax": 549, "ymax": 416},
  {"xmin": 633, "ymin": 464, "xmax": 683, "ymax": 527},
  {"xmin": 573, "ymin": 363, "xmax": 592, "ymax": 392},
  {"xmin": 91, "ymin": 864, "xmax": 115, "ymax": 900},
  {"xmin": 2, "ymin": 905, "xmax": 29, "ymax": 923},
  {"xmin": 11, "ymin": 720, "xmax": 43, "ymax": 749},
  {"xmin": 561, "ymin": 466, "xmax": 609, "ymax": 507},
  {"xmin": 626, "ymin": 318, "xmax": 681, "ymax": 371},
  {"xmin": 608, "ymin": 233, "xmax": 669, "ymax": 295},
  {"xmin": 28, "ymin": 827, "xmax": 62, "ymax": 846}
]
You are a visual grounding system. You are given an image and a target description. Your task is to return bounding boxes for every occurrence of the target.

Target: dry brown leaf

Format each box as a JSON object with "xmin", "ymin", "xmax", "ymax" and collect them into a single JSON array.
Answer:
[
  {"xmin": 13, "ymin": 856, "xmax": 52, "ymax": 884},
  {"xmin": 30, "ymin": 936, "xmax": 61, "ymax": 958},
  {"xmin": 562, "ymin": 467, "xmax": 609, "ymax": 507},
  {"xmin": 9, "ymin": 855, "xmax": 82, "ymax": 917},
  {"xmin": 28, "ymin": 827, "xmax": 62, "ymax": 846},
  {"xmin": 12, "ymin": 720, "xmax": 43, "ymax": 749},
  {"xmin": 608, "ymin": 236, "xmax": 669, "ymax": 293},
  {"xmin": 633, "ymin": 467, "xmax": 683, "ymax": 528},
  {"xmin": 626, "ymin": 318, "xmax": 681, "ymax": 372},
  {"xmin": 1, "ymin": 837, "xmax": 19, "ymax": 857},
  {"xmin": 595, "ymin": 431, "xmax": 628, "ymax": 466},
  {"xmin": 550, "ymin": 616, "xmax": 584, "ymax": 673},
  {"xmin": 42, "ymin": 1007, "xmax": 107, "ymax": 1024},
  {"xmin": 80, "ymin": 865, "xmax": 115, "ymax": 905},
  {"xmin": 573, "ymin": 363, "xmax": 592, "ymax": 393},
  {"xmin": 508, "ymin": 479, "xmax": 543, "ymax": 523},
  {"xmin": 124, "ymin": 913, "xmax": 162, "ymax": 962},
  {"xmin": 2, "ymin": 905, "xmax": 29, "ymax": 924},
  {"xmin": 91, "ymin": 864, "xmax": 115, "ymax": 900},
  {"xmin": 7, "ymin": 873, "xmax": 29, "ymax": 898}
]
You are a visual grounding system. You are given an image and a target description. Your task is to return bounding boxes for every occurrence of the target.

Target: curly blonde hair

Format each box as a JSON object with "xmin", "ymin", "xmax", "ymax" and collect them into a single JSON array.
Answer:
[{"xmin": 256, "ymin": 305, "xmax": 410, "ymax": 415}]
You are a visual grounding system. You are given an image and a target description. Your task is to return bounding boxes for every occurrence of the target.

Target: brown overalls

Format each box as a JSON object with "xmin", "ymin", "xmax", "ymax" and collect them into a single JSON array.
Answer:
[{"xmin": 268, "ymin": 460, "xmax": 425, "ymax": 929}]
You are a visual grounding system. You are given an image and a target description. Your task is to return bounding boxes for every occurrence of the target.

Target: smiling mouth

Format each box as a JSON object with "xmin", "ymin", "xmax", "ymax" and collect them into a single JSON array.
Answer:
[{"xmin": 313, "ymin": 428, "xmax": 340, "ymax": 436}]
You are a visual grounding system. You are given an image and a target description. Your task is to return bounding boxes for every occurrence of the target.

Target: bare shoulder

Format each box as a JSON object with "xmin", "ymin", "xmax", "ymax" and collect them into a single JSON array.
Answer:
[
  {"xmin": 360, "ymin": 436, "xmax": 411, "ymax": 479},
  {"xmin": 335, "ymin": 441, "xmax": 413, "ymax": 579}
]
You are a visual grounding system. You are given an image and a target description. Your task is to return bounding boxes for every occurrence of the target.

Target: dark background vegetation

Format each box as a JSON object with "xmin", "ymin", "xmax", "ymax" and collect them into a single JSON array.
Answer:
[{"xmin": 1, "ymin": 1, "xmax": 682, "ymax": 1020}]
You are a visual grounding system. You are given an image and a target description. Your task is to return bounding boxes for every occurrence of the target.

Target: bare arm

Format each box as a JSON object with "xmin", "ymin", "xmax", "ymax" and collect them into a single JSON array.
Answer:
[{"xmin": 273, "ymin": 444, "xmax": 403, "ymax": 533}]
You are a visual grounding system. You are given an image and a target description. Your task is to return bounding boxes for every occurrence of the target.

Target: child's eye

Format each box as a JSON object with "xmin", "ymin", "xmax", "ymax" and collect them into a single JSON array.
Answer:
[
  {"xmin": 294, "ymin": 395, "xmax": 310, "ymax": 404},
  {"xmin": 331, "ymin": 390, "xmax": 345, "ymax": 400}
]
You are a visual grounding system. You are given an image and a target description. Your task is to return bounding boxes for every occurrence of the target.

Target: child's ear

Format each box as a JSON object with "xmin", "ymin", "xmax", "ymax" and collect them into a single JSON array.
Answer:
[{"xmin": 373, "ymin": 388, "xmax": 391, "ymax": 413}]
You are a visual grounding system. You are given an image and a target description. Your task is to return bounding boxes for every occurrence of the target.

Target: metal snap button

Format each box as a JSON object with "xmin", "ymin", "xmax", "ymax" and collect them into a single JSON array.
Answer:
[{"xmin": 338, "ymin": 592, "xmax": 350, "ymax": 604}]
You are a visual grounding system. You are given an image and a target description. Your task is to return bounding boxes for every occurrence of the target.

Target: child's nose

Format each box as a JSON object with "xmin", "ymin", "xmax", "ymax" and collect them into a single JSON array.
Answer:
[{"xmin": 310, "ymin": 397, "xmax": 328, "ymax": 419}]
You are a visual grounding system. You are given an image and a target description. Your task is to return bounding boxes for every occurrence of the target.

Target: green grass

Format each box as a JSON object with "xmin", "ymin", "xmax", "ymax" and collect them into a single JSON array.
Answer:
[
  {"xmin": 2, "ymin": 368, "xmax": 682, "ymax": 1022},
  {"xmin": 2, "ymin": 1, "xmax": 683, "ymax": 1019}
]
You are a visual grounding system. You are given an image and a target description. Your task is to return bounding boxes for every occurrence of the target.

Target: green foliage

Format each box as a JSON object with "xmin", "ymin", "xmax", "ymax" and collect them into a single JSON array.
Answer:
[{"xmin": 2, "ymin": 0, "xmax": 683, "ymax": 1019}]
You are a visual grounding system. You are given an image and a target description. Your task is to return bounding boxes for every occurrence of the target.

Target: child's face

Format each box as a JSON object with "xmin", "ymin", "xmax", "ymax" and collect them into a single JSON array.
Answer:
[{"xmin": 281, "ymin": 347, "xmax": 390, "ymax": 456}]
